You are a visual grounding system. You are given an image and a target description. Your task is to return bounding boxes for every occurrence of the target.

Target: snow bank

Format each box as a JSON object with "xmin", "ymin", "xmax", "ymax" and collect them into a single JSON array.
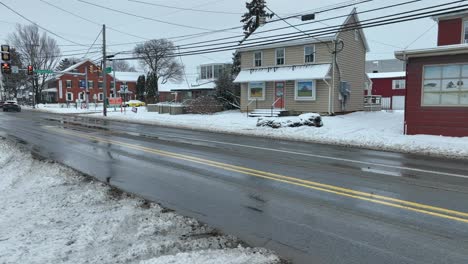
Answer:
[
  {"xmin": 257, "ymin": 113, "xmax": 323, "ymax": 128},
  {"xmin": 0, "ymin": 140, "xmax": 280, "ymax": 264}
]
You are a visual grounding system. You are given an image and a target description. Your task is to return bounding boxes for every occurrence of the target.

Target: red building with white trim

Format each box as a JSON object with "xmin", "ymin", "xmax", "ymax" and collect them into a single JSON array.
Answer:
[
  {"xmin": 47, "ymin": 60, "xmax": 141, "ymax": 104},
  {"xmin": 396, "ymin": 11, "xmax": 468, "ymax": 137},
  {"xmin": 366, "ymin": 71, "xmax": 406, "ymax": 110}
]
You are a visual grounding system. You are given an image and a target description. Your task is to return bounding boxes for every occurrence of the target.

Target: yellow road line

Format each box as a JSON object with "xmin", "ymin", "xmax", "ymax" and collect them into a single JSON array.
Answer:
[{"xmin": 46, "ymin": 127, "xmax": 468, "ymax": 223}]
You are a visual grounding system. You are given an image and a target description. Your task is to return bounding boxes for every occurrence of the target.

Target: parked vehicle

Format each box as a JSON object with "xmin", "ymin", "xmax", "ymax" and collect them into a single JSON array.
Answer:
[
  {"xmin": 124, "ymin": 100, "xmax": 145, "ymax": 107},
  {"xmin": 3, "ymin": 101, "xmax": 21, "ymax": 112},
  {"xmin": 0, "ymin": 101, "xmax": 5, "ymax": 108}
]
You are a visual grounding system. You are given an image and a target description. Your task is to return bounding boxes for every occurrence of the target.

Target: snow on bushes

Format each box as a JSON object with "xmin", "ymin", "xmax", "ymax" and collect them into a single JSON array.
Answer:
[{"xmin": 257, "ymin": 113, "xmax": 323, "ymax": 129}]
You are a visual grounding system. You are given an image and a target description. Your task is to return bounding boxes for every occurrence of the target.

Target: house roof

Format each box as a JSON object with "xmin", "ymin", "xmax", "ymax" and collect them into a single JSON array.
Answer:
[
  {"xmin": 234, "ymin": 64, "xmax": 331, "ymax": 83},
  {"xmin": 158, "ymin": 73, "xmax": 216, "ymax": 92},
  {"xmin": 367, "ymin": 71, "xmax": 406, "ymax": 79},
  {"xmin": 54, "ymin": 59, "xmax": 92, "ymax": 79},
  {"xmin": 432, "ymin": 9, "xmax": 468, "ymax": 21},
  {"xmin": 112, "ymin": 71, "xmax": 144, "ymax": 82},
  {"xmin": 237, "ymin": 7, "xmax": 369, "ymax": 52},
  {"xmin": 395, "ymin": 44, "xmax": 468, "ymax": 60}
]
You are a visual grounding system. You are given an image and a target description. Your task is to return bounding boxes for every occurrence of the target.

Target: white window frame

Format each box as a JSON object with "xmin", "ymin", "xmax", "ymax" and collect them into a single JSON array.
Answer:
[
  {"xmin": 421, "ymin": 63, "xmax": 468, "ymax": 107},
  {"xmin": 98, "ymin": 81, "xmax": 103, "ymax": 89},
  {"xmin": 88, "ymin": 80, "xmax": 94, "ymax": 89},
  {"xmin": 295, "ymin": 80, "xmax": 316, "ymax": 101},
  {"xmin": 253, "ymin": 51, "xmax": 263, "ymax": 67},
  {"xmin": 78, "ymin": 92, "xmax": 85, "ymax": 101},
  {"xmin": 98, "ymin": 93, "xmax": 104, "ymax": 101},
  {"xmin": 66, "ymin": 80, "xmax": 72, "ymax": 89},
  {"xmin": 304, "ymin": 45, "xmax": 316, "ymax": 64},
  {"xmin": 66, "ymin": 92, "xmax": 73, "ymax": 101},
  {"xmin": 275, "ymin": 48, "xmax": 285, "ymax": 66},
  {"xmin": 392, "ymin": 79, "xmax": 406, "ymax": 90},
  {"xmin": 248, "ymin": 82, "xmax": 266, "ymax": 101}
]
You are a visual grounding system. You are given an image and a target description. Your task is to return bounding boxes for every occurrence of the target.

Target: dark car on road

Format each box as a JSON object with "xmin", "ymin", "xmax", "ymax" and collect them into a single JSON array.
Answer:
[
  {"xmin": 0, "ymin": 101, "xmax": 5, "ymax": 108},
  {"xmin": 3, "ymin": 101, "xmax": 21, "ymax": 112}
]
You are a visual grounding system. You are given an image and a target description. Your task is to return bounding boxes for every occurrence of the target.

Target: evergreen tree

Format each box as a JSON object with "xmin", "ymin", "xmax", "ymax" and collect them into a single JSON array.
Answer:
[
  {"xmin": 231, "ymin": 52, "xmax": 241, "ymax": 76},
  {"xmin": 136, "ymin": 75, "xmax": 146, "ymax": 101},
  {"xmin": 240, "ymin": 0, "xmax": 273, "ymax": 38},
  {"xmin": 3, "ymin": 48, "xmax": 26, "ymax": 99},
  {"xmin": 56, "ymin": 57, "xmax": 79, "ymax": 71},
  {"xmin": 145, "ymin": 72, "xmax": 158, "ymax": 103},
  {"xmin": 215, "ymin": 69, "xmax": 240, "ymax": 110}
]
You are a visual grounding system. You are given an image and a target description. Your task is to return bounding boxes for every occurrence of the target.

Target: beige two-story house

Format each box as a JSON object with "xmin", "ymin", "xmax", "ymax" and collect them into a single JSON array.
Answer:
[{"xmin": 234, "ymin": 8, "xmax": 369, "ymax": 115}]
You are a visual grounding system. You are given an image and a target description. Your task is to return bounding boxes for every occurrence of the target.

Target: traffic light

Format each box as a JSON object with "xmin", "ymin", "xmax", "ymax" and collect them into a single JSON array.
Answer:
[
  {"xmin": 27, "ymin": 65, "xmax": 34, "ymax": 75},
  {"xmin": 1, "ymin": 45, "xmax": 10, "ymax": 61},
  {"xmin": 88, "ymin": 65, "xmax": 94, "ymax": 73},
  {"xmin": 2, "ymin": 63, "xmax": 11, "ymax": 74}
]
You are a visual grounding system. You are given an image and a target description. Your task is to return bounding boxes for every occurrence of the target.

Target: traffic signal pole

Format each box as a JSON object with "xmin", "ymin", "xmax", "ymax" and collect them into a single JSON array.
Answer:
[
  {"xmin": 85, "ymin": 67, "xmax": 89, "ymax": 109},
  {"xmin": 102, "ymin": 24, "xmax": 107, "ymax": 117}
]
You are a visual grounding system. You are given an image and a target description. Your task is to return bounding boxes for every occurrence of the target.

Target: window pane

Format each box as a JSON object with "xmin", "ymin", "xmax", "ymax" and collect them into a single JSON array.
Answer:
[
  {"xmin": 423, "ymin": 93, "xmax": 440, "ymax": 105},
  {"xmin": 423, "ymin": 80, "xmax": 441, "ymax": 92},
  {"xmin": 296, "ymin": 81, "xmax": 314, "ymax": 97},
  {"xmin": 460, "ymin": 92, "xmax": 468, "ymax": 104},
  {"xmin": 442, "ymin": 65, "xmax": 460, "ymax": 78},
  {"xmin": 462, "ymin": 65, "xmax": 468, "ymax": 77},
  {"xmin": 201, "ymin": 66, "xmax": 207, "ymax": 79},
  {"xmin": 441, "ymin": 93, "xmax": 459, "ymax": 105},
  {"xmin": 460, "ymin": 79, "xmax": 468, "ymax": 90},
  {"xmin": 465, "ymin": 21, "xmax": 468, "ymax": 43},
  {"xmin": 424, "ymin": 66, "xmax": 442, "ymax": 79},
  {"xmin": 249, "ymin": 82, "xmax": 264, "ymax": 98}
]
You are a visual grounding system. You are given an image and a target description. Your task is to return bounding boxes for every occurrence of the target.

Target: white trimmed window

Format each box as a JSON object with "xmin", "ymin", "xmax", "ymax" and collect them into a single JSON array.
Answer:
[
  {"xmin": 464, "ymin": 20, "xmax": 468, "ymax": 43},
  {"xmin": 98, "ymin": 81, "xmax": 103, "ymax": 89},
  {"xmin": 248, "ymin": 82, "xmax": 265, "ymax": 100},
  {"xmin": 88, "ymin": 80, "xmax": 94, "ymax": 89},
  {"xmin": 422, "ymin": 64, "xmax": 468, "ymax": 106},
  {"xmin": 66, "ymin": 92, "xmax": 73, "ymax": 101},
  {"xmin": 78, "ymin": 92, "xmax": 85, "ymax": 100},
  {"xmin": 276, "ymin": 48, "xmax": 285, "ymax": 65},
  {"xmin": 98, "ymin": 93, "xmax": 104, "ymax": 101},
  {"xmin": 295, "ymin": 80, "xmax": 316, "ymax": 101},
  {"xmin": 253, "ymin": 51, "xmax": 262, "ymax": 67},
  {"xmin": 304, "ymin": 45, "xmax": 315, "ymax": 63},
  {"xmin": 392, "ymin": 79, "xmax": 406, "ymax": 89},
  {"xmin": 66, "ymin": 80, "xmax": 72, "ymax": 89}
]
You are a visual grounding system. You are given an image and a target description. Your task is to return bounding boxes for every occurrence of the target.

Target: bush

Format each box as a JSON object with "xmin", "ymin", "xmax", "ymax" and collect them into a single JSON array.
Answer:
[
  {"xmin": 257, "ymin": 113, "xmax": 323, "ymax": 129},
  {"xmin": 186, "ymin": 96, "xmax": 223, "ymax": 114}
]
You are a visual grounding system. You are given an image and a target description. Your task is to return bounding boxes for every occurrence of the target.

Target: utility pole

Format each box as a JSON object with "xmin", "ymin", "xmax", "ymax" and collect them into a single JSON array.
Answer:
[
  {"xmin": 102, "ymin": 24, "xmax": 107, "ymax": 117},
  {"xmin": 85, "ymin": 67, "xmax": 89, "ymax": 109}
]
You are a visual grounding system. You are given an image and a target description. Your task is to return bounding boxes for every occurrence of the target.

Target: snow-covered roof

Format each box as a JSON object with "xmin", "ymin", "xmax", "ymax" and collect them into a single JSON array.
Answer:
[
  {"xmin": 395, "ymin": 44, "xmax": 468, "ymax": 59},
  {"xmin": 112, "ymin": 71, "xmax": 144, "ymax": 82},
  {"xmin": 41, "ymin": 88, "xmax": 57, "ymax": 93},
  {"xmin": 367, "ymin": 71, "xmax": 406, "ymax": 79},
  {"xmin": 234, "ymin": 64, "xmax": 331, "ymax": 83},
  {"xmin": 238, "ymin": 7, "xmax": 369, "ymax": 52},
  {"xmin": 158, "ymin": 74, "xmax": 216, "ymax": 92},
  {"xmin": 54, "ymin": 59, "xmax": 92, "ymax": 79}
]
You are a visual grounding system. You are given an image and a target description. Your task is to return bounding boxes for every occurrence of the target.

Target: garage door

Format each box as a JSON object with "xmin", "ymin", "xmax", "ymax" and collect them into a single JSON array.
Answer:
[{"xmin": 392, "ymin": 96, "xmax": 405, "ymax": 110}]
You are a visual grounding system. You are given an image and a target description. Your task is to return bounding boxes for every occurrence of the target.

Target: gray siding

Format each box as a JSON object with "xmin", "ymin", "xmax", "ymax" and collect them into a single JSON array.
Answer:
[
  {"xmin": 334, "ymin": 14, "xmax": 366, "ymax": 112},
  {"xmin": 240, "ymin": 42, "xmax": 333, "ymax": 68}
]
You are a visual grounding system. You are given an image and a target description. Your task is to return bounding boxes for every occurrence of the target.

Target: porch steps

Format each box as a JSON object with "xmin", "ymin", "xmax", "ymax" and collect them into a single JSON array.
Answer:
[{"xmin": 248, "ymin": 109, "xmax": 286, "ymax": 117}]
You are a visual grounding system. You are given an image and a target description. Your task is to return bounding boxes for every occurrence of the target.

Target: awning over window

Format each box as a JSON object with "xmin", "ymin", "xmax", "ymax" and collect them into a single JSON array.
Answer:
[{"xmin": 234, "ymin": 64, "xmax": 331, "ymax": 83}]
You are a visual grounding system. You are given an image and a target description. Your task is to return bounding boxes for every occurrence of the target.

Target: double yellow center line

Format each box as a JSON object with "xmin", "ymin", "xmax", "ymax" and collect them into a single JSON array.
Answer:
[{"xmin": 48, "ymin": 126, "xmax": 468, "ymax": 224}]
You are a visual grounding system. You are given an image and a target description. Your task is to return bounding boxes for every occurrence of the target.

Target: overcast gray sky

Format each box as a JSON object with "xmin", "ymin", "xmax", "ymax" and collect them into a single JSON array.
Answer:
[{"xmin": 0, "ymin": 0, "xmax": 453, "ymax": 73}]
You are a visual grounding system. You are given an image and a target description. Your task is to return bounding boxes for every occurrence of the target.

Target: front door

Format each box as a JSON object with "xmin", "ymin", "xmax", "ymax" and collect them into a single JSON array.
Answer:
[{"xmin": 275, "ymin": 82, "xmax": 285, "ymax": 109}]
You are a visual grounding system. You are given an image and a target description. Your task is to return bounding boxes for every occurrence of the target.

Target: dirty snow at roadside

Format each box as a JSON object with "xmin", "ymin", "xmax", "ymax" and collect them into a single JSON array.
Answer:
[
  {"xmin": 0, "ymin": 140, "xmax": 280, "ymax": 264},
  {"xmin": 31, "ymin": 105, "xmax": 468, "ymax": 159}
]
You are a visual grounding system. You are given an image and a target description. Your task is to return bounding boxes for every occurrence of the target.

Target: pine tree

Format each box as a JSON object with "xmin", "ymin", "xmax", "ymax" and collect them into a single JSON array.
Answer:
[
  {"xmin": 231, "ymin": 52, "xmax": 241, "ymax": 76},
  {"xmin": 136, "ymin": 75, "xmax": 146, "ymax": 101},
  {"xmin": 56, "ymin": 57, "xmax": 79, "ymax": 71},
  {"xmin": 240, "ymin": 0, "xmax": 273, "ymax": 38},
  {"xmin": 215, "ymin": 69, "xmax": 240, "ymax": 110},
  {"xmin": 145, "ymin": 72, "xmax": 157, "ymax": 103}
]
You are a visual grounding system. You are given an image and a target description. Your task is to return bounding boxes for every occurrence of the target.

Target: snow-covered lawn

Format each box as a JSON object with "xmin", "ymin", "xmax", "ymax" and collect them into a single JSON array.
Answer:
[
  {"xmin": 30, "ymin": 105, "xmax": 468, "ymax": 159},
  {"xmin": 0, "ymin": 140, "xmax": 280, "ymax": 264},
  {"xmin": 27, "ymin": 103, "xmax": 104, "ymax": 114}
]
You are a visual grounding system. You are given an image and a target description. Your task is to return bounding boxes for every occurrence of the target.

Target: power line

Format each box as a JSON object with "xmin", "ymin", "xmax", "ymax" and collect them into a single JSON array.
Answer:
[
  {"xmin": 109, "ymin": 4, "xmax": 468, "ymax": 60},
  {"xmin": 83, "ymin": 29, "xmax": 102, "ymax": 58},
  {"xmin": 127, "ymin": 0, "xmax": 243, "ymax": 15},
  {"xmin": 0, "ymin": 1, "xmax": 86, "ymax": 47},
  {"xmin": 77, "ymin": 0, "xmax": 234, "ymax": 32},
  {"xmin": 39, "ymin": 0, "xmax": 150, "ymax": 41}
]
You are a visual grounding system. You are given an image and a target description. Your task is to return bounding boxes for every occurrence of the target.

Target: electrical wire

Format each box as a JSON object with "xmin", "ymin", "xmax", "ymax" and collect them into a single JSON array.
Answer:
[
  {"xmin": 127, "ymin": 0, "xmax": 243, "ymax": 15},
  {"xmin": 83, "ymin": 29, "xmax": 102, "ymax": 58},
  {"xmin": 0, "ymin": 1, "xmax": 86, "ymax": 47}
]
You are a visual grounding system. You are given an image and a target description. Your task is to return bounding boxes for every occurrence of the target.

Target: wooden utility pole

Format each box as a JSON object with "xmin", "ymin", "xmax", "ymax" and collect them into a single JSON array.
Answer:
[{"xmin": 102, "ymin": 24, "xmax": 107, "ymax": 117}]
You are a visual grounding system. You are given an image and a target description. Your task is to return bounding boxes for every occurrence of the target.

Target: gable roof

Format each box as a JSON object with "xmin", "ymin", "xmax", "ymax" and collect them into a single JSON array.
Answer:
[
  {"xmin": 54, "ymin": 59, "xmax": 93, "ymax": 79},
  {"xmin": 238, "ymin": 7, "xmax": 369, "ymax": 52},
  {"xmin": 367, "ymin": 71, "xmax": 406, "ymax": 79}
]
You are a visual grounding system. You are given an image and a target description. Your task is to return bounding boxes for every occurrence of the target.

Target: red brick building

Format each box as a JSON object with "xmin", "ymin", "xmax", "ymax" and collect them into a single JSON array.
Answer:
[
  {"xmin": 47, "ymin": 60, "xmax": 141, "ymax": 104},
  {"xmin": 395, "ymin": 11, "xmax": 468, "ymax": 137},
  {"xmin": 366, "ymin": 71, "xmax": 406, "ymax": 110}
]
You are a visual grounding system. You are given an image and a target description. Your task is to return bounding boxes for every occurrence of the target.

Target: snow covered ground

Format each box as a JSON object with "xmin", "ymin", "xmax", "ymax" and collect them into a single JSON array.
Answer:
[
  {"xmin": 28, "ymin": 103, "xmax": 103, "ymax": 114},
  {"xmin": 0, "ymin": 140, "xmax": 280, "ymax": 264},
  {"xmin": 29, "ymin": 105, "xmax": 468, "ymax": 159}
]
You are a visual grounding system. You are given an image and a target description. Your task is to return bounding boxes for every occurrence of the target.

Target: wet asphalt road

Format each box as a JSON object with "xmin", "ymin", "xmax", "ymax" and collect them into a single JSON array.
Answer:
[{"xmin": 1, "ymin": 110, "xmax": 468, "ymax": 264}]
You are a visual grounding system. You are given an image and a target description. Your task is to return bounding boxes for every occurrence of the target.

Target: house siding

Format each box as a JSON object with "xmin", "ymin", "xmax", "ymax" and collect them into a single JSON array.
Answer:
[
  {"xmin": 405, "ymin": 54, "xmax": 468, "ymax": 137},
  {"xmin": 240, "ymin": 42, "xmax": 333, "ymax": 68},
  {"xmin": 240, "ymin": 80, "xmax": 331, "ymax": 113},
  {"xmin": 437, "ymin": 18, "xmax": 462, "ymax": 46},
  {"xmin": 335, "ymin": 14, "xmax": 366, "ymax": 112}
]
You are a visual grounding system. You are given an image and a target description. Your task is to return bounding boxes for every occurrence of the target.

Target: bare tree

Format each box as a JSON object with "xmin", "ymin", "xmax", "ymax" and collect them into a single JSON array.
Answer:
[
  {"xmin": 134, "ymin": 39, "xmax": 184, "ymax": 102},
  {"xmin": 112, "ymin": 60, "xmax": 136, "ymax": 72},
  {"xmin": 9, "ymin": 24, "xmax": 61, "ymax": 104}
]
